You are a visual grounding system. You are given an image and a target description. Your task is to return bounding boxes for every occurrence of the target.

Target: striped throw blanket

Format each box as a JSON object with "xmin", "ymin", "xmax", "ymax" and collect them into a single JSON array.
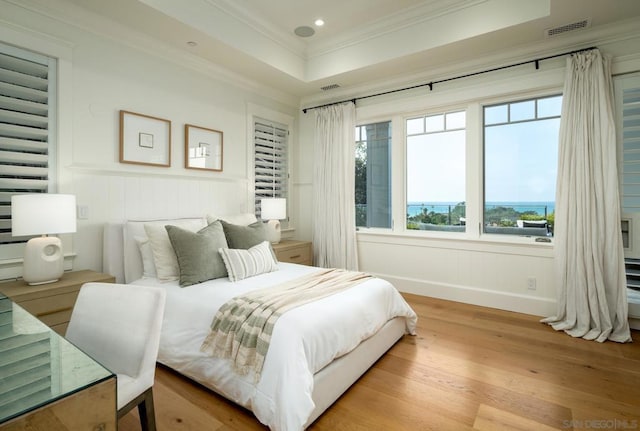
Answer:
[{"xmin": 200, "ymin": 268, "xmax": 372, "ymax": 380}]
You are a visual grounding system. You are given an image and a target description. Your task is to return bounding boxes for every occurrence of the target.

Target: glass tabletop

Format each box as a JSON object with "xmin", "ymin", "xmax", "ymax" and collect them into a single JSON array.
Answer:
[{"xmin": 0, "ymin": 293, "xmax": 114, "ymax": 424}]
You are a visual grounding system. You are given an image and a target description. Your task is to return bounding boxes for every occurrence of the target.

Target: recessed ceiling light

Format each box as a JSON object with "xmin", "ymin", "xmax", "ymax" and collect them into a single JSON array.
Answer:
[
  {"xmin": 294, "ymin": 26, "xmax": 315, "ymax": 37},
  {"xmin": 314, "ymin": 19, "xmax": 324, "ymax": 27},
  {"xmin": 187, "ymin": 41, "xmax": 198, "ymax": 47}
]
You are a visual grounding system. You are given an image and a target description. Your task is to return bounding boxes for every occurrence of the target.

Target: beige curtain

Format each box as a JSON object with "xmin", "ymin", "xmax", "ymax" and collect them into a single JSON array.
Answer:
[
  {"xmin": 542, "ymin": 49, "xmax": 631, "ymax": 342},
  {"xmin": 312, "ymin": 102, "xmax": 358, "ymax": 270}
]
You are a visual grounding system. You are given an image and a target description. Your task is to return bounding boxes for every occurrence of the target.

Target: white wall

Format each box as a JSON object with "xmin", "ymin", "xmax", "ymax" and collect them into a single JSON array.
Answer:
[
  {"xmin": 299, "ymin": 22, "xmax": 640, "ymax": 317},
  {"xmin": 0, "ymin": 0, "xmax": 299, "ymax": 278}
]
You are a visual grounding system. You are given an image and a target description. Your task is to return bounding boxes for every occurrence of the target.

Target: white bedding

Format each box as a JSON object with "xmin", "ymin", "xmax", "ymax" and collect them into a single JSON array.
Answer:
[{"xmin": 131, "ymin": 262, "xmax": 417, "ymax": 430}]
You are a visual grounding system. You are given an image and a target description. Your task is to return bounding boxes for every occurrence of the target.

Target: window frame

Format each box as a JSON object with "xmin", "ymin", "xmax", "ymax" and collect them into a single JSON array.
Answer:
[
  {"xmin": 253, "ymin": 117, "xmax": 289, "ymax": 220},
  {"xmin": 247, "ymin": 104, "xmax": 294, "ymax": 231},
  {"xmin": 615, "ymin": 72, "xmax": 640, "ymax": 258},
  {"xmin": 481, "ymin": 93, "xmax": 562, "ymax": 239},
  {"xmin": 355, "ymin": 120, "xmax": 392, "ymax": 230},
  {"xmin": 352, "ymin": 85, "xmax": 564, "ymax": 246},
  {"xmin": 0, "ymin": 42, "xmax": 58, "ymax": 254},
  {"xmin": 405, "ymin": 108, "xmax": 467, "ymax": 233}
]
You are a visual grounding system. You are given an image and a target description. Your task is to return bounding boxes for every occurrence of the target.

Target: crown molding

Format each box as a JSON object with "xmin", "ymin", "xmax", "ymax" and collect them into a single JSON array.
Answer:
[{"xmin": 300, "ymin": 17, "xmax": 640, "ymax": 108}]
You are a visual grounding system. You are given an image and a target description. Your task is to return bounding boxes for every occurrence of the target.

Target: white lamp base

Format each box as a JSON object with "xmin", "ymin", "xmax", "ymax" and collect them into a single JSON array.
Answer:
[
  {"xmin": 266, "ymin": 219, "xmax": 282, "ymax": 244},
  {"xmin": 22, "ymin": 236, "xmax": 64, "ymax": 285}
]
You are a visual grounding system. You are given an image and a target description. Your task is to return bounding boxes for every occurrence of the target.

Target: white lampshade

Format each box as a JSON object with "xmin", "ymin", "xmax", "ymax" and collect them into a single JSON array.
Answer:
[
  {"xmin": 12, "ymin": 194, "xmax": 77, "ymax": 236},
  {"xmin": 11, "ymin": 194, "xmax": 77, "ymax": 285},
  {"xmin": 261, "ymin": 198, "xmax": 286, "ymax": 221},
  {"xmin": 261, "ymin": 198, "xmax": 286, "ymax": 244}
]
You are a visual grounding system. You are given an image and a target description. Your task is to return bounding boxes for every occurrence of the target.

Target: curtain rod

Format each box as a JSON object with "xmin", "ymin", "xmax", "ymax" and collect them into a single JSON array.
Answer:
[{"xmin": 301, "ymin": 46, "xmax": 598, "ymax": 114}]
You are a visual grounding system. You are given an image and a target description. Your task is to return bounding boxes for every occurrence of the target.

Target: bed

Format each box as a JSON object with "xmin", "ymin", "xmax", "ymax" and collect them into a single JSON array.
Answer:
[{"xmin": 102, "ymin": 216, "xmax": 418, "ymax": 430}]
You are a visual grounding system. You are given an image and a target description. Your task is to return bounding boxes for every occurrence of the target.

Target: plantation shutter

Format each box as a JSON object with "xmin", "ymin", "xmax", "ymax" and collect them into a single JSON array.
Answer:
[
  {"xmin": 254, "ymin": 118, "xmax": 288, "ymax": 219},
  {"xmin": 620, "ymin": 81, "xmax": 640, "ymax": 213},
  {"xmin": 0, "ymin": 44, "xmax": 55, "ymax": 245}
]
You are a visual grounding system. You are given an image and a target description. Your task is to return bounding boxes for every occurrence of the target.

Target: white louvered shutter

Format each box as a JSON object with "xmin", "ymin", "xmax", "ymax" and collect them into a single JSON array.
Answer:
[
  {"xmin": 0, "ymin": 44, "xmax": 56, "ymax": 246},
  {"xmin": 620, "ymin": 81, "xmax": 640, "ymax": 213},
  {"xmin": 254, "ymin": 118, "xmax": 288, "ymax": 219}
]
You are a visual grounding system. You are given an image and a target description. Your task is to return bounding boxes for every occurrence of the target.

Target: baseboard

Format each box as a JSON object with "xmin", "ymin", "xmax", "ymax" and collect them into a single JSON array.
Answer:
[
  {"xmin": 380, "ymin": 273, "xmax": 640, "ymax": 331},
  {"xmin": 375, "ymin": 273, "xmax": 557, "ymax": 317}
]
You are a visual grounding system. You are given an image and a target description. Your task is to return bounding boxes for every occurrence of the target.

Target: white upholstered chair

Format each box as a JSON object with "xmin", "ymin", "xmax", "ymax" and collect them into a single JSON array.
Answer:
[{"xmin": 66, "ymin": 282, "xmax": 166, "ymax": 431}]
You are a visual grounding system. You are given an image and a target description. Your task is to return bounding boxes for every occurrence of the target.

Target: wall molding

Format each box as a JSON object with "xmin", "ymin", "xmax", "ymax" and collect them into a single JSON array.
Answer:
[
  {"xmin": 66, "ymin": 164, "xmax": 249, "ymax": 184},
  {"xmin": 300, "ymin": 19, "xmax": 640, "ymax": 109}
]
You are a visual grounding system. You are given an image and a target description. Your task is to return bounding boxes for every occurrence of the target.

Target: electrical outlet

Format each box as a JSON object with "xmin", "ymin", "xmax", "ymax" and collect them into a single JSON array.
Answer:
[{"xmin": 527, "ymin": 277, "xmax": 537, "ymax": 290}]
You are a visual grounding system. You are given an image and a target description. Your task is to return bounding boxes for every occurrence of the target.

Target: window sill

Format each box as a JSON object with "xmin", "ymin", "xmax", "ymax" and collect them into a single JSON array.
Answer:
[{"xmin": 356, "ymin": 228, "xmax": 553, "ymax": 257}]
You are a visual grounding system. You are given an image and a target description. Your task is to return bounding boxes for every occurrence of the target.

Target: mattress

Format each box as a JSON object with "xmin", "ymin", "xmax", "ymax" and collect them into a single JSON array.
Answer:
[{"xmin": 130, "ymin": 262, "xmax": 418, "ymax": 430}]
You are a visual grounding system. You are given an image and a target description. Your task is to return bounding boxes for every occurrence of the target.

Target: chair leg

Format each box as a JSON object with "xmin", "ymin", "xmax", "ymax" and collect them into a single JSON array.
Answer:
[
  {"xmin": 137, "ymin": 388, "xmax": 156, "ymax": 431},
  {"xmin": 118, "ymin": 388, "xmax": 156, "ymax": 431}
]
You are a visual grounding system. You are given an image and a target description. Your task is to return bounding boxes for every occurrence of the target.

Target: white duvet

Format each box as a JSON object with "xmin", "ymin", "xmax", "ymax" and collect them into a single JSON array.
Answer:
[{"xmin": 132, "ymin": 263, "xmax": 417, "ymax": 430}]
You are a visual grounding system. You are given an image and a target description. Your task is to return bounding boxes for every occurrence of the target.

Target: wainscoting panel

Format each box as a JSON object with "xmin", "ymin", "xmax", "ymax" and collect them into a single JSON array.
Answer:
[{"xmin": 71, "ymin": 170, "xmax": 249, "ymax": 273}]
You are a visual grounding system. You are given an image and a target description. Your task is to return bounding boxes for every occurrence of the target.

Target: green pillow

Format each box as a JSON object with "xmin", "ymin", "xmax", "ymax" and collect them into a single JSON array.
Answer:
[
  {"xmin": 166, "ymin": 221, "xmax": 229, "ymax": 287},
  {"xmin": 220, "ymin": 220, "xmax": 269, "ymax": 249}
]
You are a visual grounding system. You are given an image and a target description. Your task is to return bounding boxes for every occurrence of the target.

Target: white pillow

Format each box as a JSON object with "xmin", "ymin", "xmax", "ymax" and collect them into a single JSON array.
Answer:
[
  {"xmin": 134, "ymin": 236, "xmax": 157, "ymax": 278},
  {"xmin": 206, "ymin": 213, "xmax": 257, "ymax": 226},
  {"xmin": 219, "ymin": 241, "xmax": 278, "ymax": 282},
  {"xmin": 144, "ymin": 219, "xmax": 207, "ymax": 281}
]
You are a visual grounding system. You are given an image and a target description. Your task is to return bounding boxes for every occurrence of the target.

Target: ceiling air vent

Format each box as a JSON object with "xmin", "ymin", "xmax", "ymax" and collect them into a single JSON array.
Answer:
[
  {"xmin": 545, "ymin": 19, "xmax": 591, "ymax": 37},
  {"xmin": 320, "ymin": 84, "xmax": 340, "ymax": 91}
]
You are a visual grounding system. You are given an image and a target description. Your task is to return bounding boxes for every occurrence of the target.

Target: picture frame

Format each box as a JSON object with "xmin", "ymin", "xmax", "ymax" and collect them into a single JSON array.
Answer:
[
  {"xmin": 185, "ymin": 124, "xmax": 223, "ymax": 171},
  {"xmin": 119, "ymin": 110, "xmax": 171, "ymax": 167}
]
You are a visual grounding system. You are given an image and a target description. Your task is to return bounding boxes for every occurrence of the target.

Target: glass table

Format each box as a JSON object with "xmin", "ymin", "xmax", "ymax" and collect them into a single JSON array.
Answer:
[{"xmin": 0, "ymin": 293, "xmax": 116, "ymax": 430}]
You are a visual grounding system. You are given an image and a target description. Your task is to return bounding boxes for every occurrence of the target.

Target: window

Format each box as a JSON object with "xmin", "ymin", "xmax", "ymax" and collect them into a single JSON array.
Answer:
[
  {"xmin": 253, "ymin": 118, "xmax": 288, "ymax": 220},
  {"xmin": 483, "ymin": 95, "xmax": 561, "ymax": 236},
  {"xmin": 406, "ymin": 110, "xmax": 466, "ymax": 232},
  {"xmin": 617, "ymin": 76, "xmax": 640, "ymax": 213},
  {"xmin": 355, "ymin": 121, "xmax": 391, "ymax": 228},
  {"xmin": 0, "ymin": 43, "xmax": 56, "ymax": 247},
  {"xmin": 615, "ymin": 73, "xmax": 640, "ymax": 257}
]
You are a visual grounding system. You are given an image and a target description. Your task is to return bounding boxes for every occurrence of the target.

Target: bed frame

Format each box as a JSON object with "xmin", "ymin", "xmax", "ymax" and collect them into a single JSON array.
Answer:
[{"xmin": 102, "ymin": 222, "xmax": 406, "ymax": 427}]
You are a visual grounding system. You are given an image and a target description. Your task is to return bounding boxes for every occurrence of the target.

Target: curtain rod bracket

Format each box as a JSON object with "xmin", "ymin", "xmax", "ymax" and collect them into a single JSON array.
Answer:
[
  {"xmin": 535, "ymin": 60, "xmax": 540, "ymax": 70},
  {"xmin": 428, "ymin": 82, "xmax": 433, "ymax": 91}
]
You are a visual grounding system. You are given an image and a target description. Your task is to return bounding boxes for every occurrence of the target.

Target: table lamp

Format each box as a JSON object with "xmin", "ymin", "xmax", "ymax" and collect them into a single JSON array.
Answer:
[
  {"xmin": 11, "ymin": 194, "xmax": 77, "ymax": 285},
  {"xmin": 261, "ymin": 198, "xmax": 286, "ymax": 244}
]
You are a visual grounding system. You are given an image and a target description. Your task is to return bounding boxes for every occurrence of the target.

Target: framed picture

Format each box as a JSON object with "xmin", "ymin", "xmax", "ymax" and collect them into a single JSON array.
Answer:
[
  {"xmin": 119, "ymin": 110, "xmax": 171, "ymax": 167},
  {"xmin": 185, "ymin": 124, "xmax": 223, "ymax": 171}
]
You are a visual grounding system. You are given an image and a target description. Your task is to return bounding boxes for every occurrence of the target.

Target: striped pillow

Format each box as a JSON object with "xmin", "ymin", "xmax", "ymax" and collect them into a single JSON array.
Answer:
[{"xmin": 219, "ymin": 241, "xmax": 278, "ymax": 282}]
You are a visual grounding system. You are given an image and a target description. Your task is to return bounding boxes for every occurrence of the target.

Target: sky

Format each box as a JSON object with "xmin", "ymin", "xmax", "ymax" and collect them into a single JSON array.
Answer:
[{"xmin": 406, "ymin": 96, "xmax": 562, "ymax": 204}]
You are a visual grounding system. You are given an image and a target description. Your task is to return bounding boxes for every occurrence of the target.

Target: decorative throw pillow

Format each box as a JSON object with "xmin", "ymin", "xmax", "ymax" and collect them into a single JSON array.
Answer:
[
  {"xmin": 219, "ymin": 241, "xmax": 278, "ymax": 282},
  {"xmin": 134, "ymin": 236, "xmax": 157, "ymax": 278},
  {"xmin": 220, "ymin": 220, "xmax": 269, "ymax": 249},
  {"xmin": 166, "ymin": 221, "xmax": 229, "ymax": 287},
  {"xmin": 144, "ymin": 219, "xmax": 206, "ymax": 281}
]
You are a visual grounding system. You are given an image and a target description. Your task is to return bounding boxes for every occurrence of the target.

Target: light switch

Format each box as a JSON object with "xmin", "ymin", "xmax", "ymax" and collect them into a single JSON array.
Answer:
[{"xmin": 77, "ymin": 205, "xmax": 89, "ymax": 220}]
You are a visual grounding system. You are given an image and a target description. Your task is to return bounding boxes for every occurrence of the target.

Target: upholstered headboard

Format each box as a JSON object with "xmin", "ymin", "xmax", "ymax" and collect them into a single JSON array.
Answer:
[{"xmin": 103, "ymin": 222, "xmax": 127, "ymax": 283}]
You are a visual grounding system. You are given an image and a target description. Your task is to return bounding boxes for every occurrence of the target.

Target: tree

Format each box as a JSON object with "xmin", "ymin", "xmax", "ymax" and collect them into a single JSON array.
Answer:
[{"xmin": 355, "ymin": 141, "xmax": 367, "ymax": 226}]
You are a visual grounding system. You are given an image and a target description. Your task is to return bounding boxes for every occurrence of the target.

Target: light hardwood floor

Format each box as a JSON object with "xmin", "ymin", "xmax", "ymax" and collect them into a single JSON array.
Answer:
[{"xmin": 119, "ymin": 294, "xmax": 640, "ymax": 431}]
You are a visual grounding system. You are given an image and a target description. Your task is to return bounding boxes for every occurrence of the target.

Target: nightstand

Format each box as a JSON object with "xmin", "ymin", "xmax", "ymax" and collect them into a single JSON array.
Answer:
[
  {"xmin": 272, "ymin": 240, "xmax": 313, "ymax": 266},
  {"xmin": 0, "ymin": 270, "xmax": 115, "ymax": 335}
]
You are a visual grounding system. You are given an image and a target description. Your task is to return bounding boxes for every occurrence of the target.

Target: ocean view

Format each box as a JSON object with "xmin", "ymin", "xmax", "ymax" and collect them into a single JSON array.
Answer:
[{"xmin": 407, "ymin": 202, "xmax": 555, "ymax": 217}]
